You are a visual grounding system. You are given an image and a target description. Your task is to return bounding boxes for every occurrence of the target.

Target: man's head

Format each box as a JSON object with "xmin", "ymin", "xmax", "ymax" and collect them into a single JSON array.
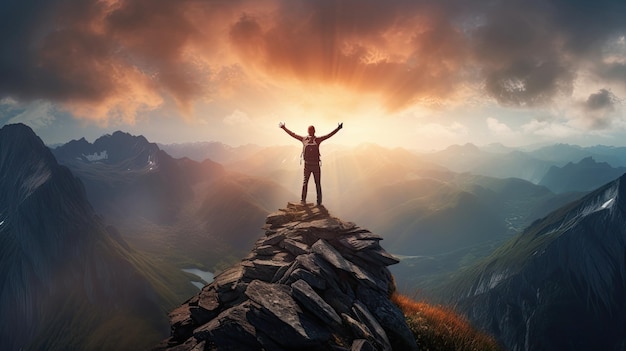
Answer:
[{"xmin": 308, "ymin": 125, "xmax": 315, "ymax": 136}]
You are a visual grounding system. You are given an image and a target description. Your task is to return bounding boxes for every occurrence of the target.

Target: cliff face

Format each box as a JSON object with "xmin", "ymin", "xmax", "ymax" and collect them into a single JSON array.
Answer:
[{"xmin": 157, "ymin": 202, "xmax": 418, "ymax": 351}]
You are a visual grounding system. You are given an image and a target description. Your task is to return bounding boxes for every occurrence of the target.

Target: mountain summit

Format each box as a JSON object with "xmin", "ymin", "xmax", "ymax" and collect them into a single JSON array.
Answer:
[
  {"xmin": 156, "ymin": 203, "xmax": 418, "ymax": 350},
  {"xmin": 52, "ymin": 130, "xmax": 202, "ymax": 223},
  {"xmin": 448, "ymin": 172, "xmax": 626, "ymax": 350}
]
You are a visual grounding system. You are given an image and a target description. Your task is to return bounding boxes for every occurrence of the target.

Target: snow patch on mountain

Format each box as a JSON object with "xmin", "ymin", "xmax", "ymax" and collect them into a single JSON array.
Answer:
[
  {"xmin": 601, "ymin": 198, "xmax": 614, "ymax": 209},
  {"xmin": 82, "ymin": 150, "xmax": 108, "ymax": 162},
  {"xmin": 540, "ymin": 180, "xmax": 619, "ymax": 237}
]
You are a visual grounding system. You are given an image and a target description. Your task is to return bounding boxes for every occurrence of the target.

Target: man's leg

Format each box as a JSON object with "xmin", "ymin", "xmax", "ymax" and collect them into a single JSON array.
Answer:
[
  {"xmin": 312, "ymin": 165, "xmax": 322, "ymax": 205},
  {"xmin": 301, "ymin": 166, "xmax": 312, "ymax": 203}
]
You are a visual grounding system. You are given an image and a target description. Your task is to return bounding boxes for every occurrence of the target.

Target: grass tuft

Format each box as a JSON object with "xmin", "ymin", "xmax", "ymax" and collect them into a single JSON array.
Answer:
[{"xmin": 392, "ymin": 293, "xmax": 504, "ymax": 351}]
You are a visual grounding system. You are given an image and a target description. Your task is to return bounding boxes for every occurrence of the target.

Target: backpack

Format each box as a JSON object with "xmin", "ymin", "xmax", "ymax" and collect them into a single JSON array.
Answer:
[{"xmin": 301, "ymin": 136, "xmax": 320, "ymax": 163}]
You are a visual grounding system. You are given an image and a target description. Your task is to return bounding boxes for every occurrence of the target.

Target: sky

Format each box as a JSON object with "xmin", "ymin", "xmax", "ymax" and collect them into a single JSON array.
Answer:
[{"xmin": 0, "ymin": 0, "xmax": 625, "ymax": 150}]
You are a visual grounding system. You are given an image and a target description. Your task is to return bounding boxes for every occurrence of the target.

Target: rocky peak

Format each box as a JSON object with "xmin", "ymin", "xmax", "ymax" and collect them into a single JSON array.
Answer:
[
  {"xmin": 53, "ymin": 129, "xmax": 160, "ymax": 166},
  {"xmin": 156, "ymin": 203, "xmax": 418, "ymax": 351},
  {"xmin": 448, "ymin": 173, "xmax": 626, "ymax": 350}
]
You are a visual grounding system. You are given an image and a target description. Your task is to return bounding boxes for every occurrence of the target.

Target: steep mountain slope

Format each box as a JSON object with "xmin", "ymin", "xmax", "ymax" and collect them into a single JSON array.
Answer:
[
  {"xmin": 540, "ymin": 156, "xmax": 626, "ymax": 193},
  {"xmin": 446, "ymin": 174, "xmax": 626, "ymax": 350},
  {"xmin": 0, "ymin": 124, "xmax": 179, "ymax": 350}
]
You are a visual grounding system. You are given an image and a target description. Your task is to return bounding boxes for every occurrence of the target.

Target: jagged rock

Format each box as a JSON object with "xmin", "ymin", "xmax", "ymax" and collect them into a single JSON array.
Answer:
[
  {"xmin": 355, "ymin": 248, "xmax": 400, "ymax": 266},
  {"xmin": 292, "ymin": 279, "xmax": 342, "ymax": 326},
  {"xmin": 168, "ymin": 305, "xmax": 194, "ymax": 342},
  {"xmin": 342, "ymin": 313, "xmax": 375, "ymax": 341},
  {"xmin": 157, "ymin": 202, "xmax": 418, "ymax": 351},
  {"xmin": 352, "ymin": 300, "xmax": 391, "ymax": 351},
  {"xmin": 339, "ymin": 235, "xmax": 382, "ymax": 251},
  {"xmin": 255, "ymin": 244, "xmax": 281, "ymax": 256},
  {"xmin": 290, "ymin": 268, "xmax": 327, "ymax": 290},
  {"xmin": 352, "ymin": 339, "xmax": 377, "ymax": 351},
  {"xmin": 194, "ymin": 304, "xmax": 259, "ymax": 349},
  {"xmin": 246, "ymin": 280, "xmax": 331, "ymax": 348},
  {"xmin": 282, "ymin": 237, "xmax": 310, "ymax": 255},
  {"xmin": 261, "ymin": 232, "xmax": 286, "ymax": 246},
  {"xmin": 312, "ymin": 239, "xmax": 388, "ymax": 291},
  {"xmin": 357, "ymin": 285, "xmax": 418, "ymax": 351},
  {"xmin": 213, "ymin": 264, "xmax": 246, "ymax": 304},
  {"xmin": 197, "ymin": 286, "xmax": 220, "ymax": 312},
  {"xmin": 242, "ymin": 259, "xmax": 291, "ymax": 281}
]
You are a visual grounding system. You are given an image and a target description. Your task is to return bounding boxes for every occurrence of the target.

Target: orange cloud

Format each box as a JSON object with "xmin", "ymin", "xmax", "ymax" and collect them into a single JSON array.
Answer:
[
  {"xmin": 1, "ymin": 0, "xmax": 625, "ymax": 126},
  {"xmin": 228, "ymin": 2, "xmax": 468, "ymax": 111}
]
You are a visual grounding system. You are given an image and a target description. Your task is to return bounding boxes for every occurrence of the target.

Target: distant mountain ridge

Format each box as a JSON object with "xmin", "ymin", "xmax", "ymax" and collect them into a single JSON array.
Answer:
[
  {"xmin": 158, "ymin": 141, "xmax": 262, "ymax": 164},
  {"xmin": 539, "ymin": 156, "xmax": 626, "ymax": 193},
  {"xmin": 424, "ymin": 142, "xmax": 626, "ymax": 186},
  {"xmin": 52, "ymin": 131, "xmax": 214, "ymax": 224},
  {"xmin": 0, "ymin": 124, "xmax": 169, "ymax": 350},
  {"xmin": 54, "ymin": 131, "xmax": 158, "ymax": 166},
  {"xmin": 446, "ymin": 173, "xmax": 626, "ymax": 350}
]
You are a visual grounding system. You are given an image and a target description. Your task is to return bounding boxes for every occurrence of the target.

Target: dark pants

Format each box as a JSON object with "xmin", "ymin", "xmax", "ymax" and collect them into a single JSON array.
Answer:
[{"xmin": 302, "ymin": 162, "xmax": 321, "ymax": 204}]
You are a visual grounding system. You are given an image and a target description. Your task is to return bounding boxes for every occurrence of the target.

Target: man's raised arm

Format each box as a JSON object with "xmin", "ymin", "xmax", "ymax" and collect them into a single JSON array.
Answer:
[
  {"xmin": 279, "ymin": 122, "xmax": 303, "ymax": 141},
  {"xmin": 317, "ymin": 122, "xmax": 343, "ymax": 142}
]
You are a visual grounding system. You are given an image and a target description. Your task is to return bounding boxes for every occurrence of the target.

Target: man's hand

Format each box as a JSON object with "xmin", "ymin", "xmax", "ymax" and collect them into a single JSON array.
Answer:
[
  {"xmin": 338, "ymin": 122, "xmax": 343, "ymax": 129},
  {"xmin": 279, "ymin": 122, "xmax": 285, "ymax": 129}
]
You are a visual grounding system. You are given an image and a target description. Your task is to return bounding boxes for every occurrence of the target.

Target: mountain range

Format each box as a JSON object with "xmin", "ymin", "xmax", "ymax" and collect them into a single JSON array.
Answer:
[
  {"xmin": 52, "ymin": 131, "xmax": 203, "ymax": 224},
  {"xmin": 539, "ymin": 156, "xmax": 626, "ymax": 193},
  {"xmin": 6, "ymin": 122, "xmax": 626, "ymax": 349},
  {"xmin": 423, "ymin": 142, "xmax": 626, "ymax": 188}
]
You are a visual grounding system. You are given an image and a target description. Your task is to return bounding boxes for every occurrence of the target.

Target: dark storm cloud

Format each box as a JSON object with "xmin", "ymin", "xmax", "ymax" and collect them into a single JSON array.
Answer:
[
  {"xmin": 0, "ymin": 0, "xmax": 224, "ymax": 119},
  {"xmin": 579, "ymin": 89, "xmax": 620, "ymax": 129},
  {"xmin": 0, "ymin": 0, "xmax": 81, "ymax": 101},
  {"xmin": 0, "ymin": 0, "xmax": 625, "ymax": 119},
  {"xmin": 598, "ymin": 62, "xmax": 626, "ymax": 87},
  {"xmin": 229, "ymin": 0, "xmax": 626, "ymax": 109},
  {"xmin": 472, "ymin": 0, "xmax": 625, "ymax": 107},
  {"xmin": 586, "ymin": 89, "xmax": 618, "ymax": 111}
]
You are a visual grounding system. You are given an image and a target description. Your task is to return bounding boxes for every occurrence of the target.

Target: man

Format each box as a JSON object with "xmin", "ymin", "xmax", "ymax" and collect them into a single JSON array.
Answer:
[{"xmin": 279, "ymin": 122, "xmax": 343, "ymax": 206}]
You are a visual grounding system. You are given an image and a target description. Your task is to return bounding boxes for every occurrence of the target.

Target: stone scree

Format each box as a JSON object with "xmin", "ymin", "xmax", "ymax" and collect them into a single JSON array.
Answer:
[{"xmin": 156, "ymin": 202, "xmax": 419, "ymax": 351}]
